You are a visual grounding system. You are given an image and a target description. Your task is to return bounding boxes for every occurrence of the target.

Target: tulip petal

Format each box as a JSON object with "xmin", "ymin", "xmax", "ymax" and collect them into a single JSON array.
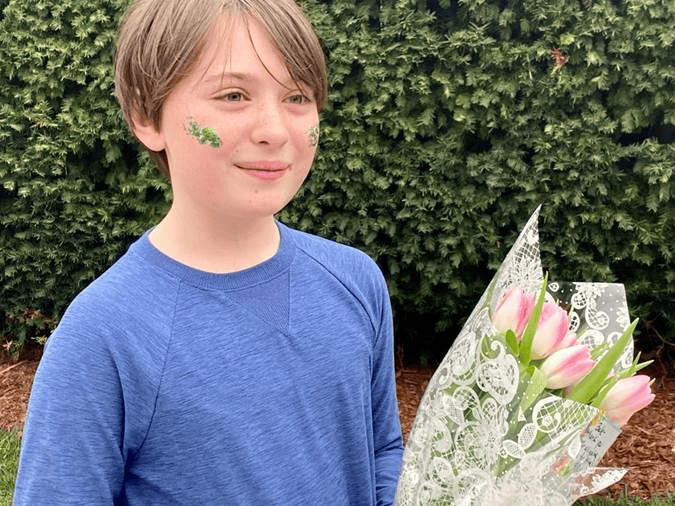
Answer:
[
  {"xmin": 600, "ymin": 375, "xmax": 655, "ymax": 426},
  {"xmin": 531, "ymin": 303, "xmax": 570, "ymax": 359},
  {"xmin": 540, "ymin": 345, "xmax": 595, "ymax": 389}
]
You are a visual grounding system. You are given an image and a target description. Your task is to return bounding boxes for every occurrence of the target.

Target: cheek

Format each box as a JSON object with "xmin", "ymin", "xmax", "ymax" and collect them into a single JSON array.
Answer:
[
  {"xmin": 186, "ymin": 119, "xmax": 223, "ymax": 149},
  {"xmin": 300, "ymin": 142, "xmax": 318, "ymax": 172},
  {"xmin": 295, "ymin": 119, "xmax": 320, "ymax": 165},
  {"xmin": 167, "ymin": 120, "xmax": 226, "ymax": 189}
]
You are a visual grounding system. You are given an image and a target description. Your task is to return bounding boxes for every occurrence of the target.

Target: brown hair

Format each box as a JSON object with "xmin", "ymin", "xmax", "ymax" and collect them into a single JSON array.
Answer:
[{"xmin": 114, "ymin": 0, "xmax": 328, "ymax": 178}]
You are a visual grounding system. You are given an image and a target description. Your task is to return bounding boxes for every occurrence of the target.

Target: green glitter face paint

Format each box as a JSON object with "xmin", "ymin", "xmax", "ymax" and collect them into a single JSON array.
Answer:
[
  {"xmin": 187, "ymin": 120, "xmax": 222, "ymax": 148},
  {"xmin": 308, "ymin": 125, "xmax": 320, "ymax": 147}
]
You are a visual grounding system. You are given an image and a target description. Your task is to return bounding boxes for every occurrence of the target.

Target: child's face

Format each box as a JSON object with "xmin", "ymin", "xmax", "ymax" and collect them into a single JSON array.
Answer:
[{"xmin": 136, "ymin": 13, "xmax": 320, "ymax": 222}]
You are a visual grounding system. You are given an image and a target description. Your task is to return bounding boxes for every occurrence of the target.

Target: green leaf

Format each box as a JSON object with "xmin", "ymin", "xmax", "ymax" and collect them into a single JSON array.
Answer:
[
  {"xmin": 505, "ymin": 329, "xmax": 519, "ymax": 356},
  {"xmin": 519, "ymin": 272, "xmax": 549, "ymax": 366},
  {"xmin": 520, "ymin": 364, "xmax": 548, "ymax": 413},
  {"xmin": 567, "ymin": 319, "xmax": 638, "ymax": 404},
  {"xmin": 590, "ymin": 376, "xmax": 618, "ymax": 409}
]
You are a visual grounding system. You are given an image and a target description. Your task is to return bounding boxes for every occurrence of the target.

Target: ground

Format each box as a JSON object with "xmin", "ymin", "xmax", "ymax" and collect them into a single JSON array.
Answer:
[{"xmin": 2, "ymin": 354, "xmax": 673, "ymax": 499}]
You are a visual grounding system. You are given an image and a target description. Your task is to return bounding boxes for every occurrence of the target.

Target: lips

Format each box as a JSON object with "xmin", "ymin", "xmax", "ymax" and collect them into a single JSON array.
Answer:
[
  {"xmin": 235, "ymin": 161, "xmax": 289, "ymax": 172},
  {"xmin": 235, "ymin": 161, "xmax": 289, "ymax": 181}
]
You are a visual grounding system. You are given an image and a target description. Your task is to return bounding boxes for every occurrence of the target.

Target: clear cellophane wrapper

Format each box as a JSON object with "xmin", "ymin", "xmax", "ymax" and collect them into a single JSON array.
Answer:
[{"xmin": 395, "ymin": 207, "xmax": 633, "ymax": 506}]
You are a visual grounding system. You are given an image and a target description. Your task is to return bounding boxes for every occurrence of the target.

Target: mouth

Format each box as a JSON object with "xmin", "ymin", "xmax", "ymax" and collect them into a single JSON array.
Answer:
[
  {"xmin": 235, "ymin": 161, "xmax": 289, "ymax": 172},
  {"xmin": 235, "ymin": 161, "xmax": 289, "ymax": 181}
]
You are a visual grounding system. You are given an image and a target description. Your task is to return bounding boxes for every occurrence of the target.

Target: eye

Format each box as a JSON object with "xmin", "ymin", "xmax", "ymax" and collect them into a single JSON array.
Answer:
[
  {"xmin": 221, "ymin": 91, "xmax": 244, "ymax": 102},
  {"xmin": 286, "ymin": 93, "xmax": 312, "ymax": 105}
]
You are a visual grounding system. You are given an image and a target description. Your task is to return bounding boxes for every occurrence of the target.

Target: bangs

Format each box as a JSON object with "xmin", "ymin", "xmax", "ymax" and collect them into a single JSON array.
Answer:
[{"xmin": 230, "ymin": 0, "xmax": 327, "ymax": 109}]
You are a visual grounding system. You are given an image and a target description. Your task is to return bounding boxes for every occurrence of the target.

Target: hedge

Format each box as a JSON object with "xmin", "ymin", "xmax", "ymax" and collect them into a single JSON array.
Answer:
[{"xmin": 1, "ymin": 0, "xmax": 673, "ymax": 364}]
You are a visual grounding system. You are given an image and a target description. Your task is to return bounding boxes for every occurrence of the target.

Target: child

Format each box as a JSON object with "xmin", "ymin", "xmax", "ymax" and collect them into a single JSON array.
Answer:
[{"xmin": 12, "ymin": 0, "xmax": 404, "ymax": 504}]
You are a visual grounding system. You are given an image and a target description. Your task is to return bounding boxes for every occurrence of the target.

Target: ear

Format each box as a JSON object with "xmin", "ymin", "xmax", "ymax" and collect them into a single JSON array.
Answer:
[{"xmin": 131, "ymin": 111, "xmax": 166, "ymax": 152}]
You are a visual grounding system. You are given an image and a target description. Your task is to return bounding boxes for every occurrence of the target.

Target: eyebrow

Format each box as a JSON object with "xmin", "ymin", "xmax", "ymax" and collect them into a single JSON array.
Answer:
[
  {"xmin": 202, "ymin": 71, "xmax": 302, "ymax": 90},
  {"xmin": 202, "ymin": 72, "xmax": 250, "ymax": 85}
]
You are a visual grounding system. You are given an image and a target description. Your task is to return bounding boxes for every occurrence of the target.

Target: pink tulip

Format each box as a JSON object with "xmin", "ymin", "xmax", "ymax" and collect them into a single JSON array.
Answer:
[
  {"xmin": 531, "ymin": 302, "xmax": 571, "ymax": 359},
  {"xmin": 551, "ymin": 331, "xmax": 578, "ymax": 354},
  {"xmin": 540, "ymin": 344, "xmax": 595, "ymax": 389},
  {"xmin": 492, "ymin": 287, "xmax": 535, "ymax": 339},
  {"xmin": 600, "ymin": 375, "xmax": 655, "ymax": 426}
]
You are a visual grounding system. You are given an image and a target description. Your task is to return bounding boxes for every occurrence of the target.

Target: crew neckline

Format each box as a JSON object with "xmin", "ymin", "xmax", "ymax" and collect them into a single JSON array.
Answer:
[{"xmin": 130, "ymin": 222, "xmax": 296, "ymax": 291}]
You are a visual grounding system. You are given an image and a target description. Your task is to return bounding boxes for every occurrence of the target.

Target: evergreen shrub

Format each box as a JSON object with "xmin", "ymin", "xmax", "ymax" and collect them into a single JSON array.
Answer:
[
  {"xmin": 0, "ymin": 0, "xmax": 169, "ymax": 354},
  {"xmin": 1, "ymin": 0, "xmax": 673, "ymax": 364}
]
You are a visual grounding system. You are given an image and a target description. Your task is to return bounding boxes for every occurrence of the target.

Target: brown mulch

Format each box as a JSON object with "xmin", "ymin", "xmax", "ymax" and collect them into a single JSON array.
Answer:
[
  {"xmin": 2, "ymin": 356, "xmax": 673, "ymax": 499},
  {"xmin": 0, "ymin": 359, "xmax": 39, "ymax": 436}
]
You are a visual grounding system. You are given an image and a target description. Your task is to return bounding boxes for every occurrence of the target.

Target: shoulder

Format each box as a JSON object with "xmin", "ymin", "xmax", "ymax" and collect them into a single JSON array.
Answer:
[
  {"xmin": 282, "ymin": 224, "xmax": 390, "ymax": 316},
  {"xmin": 71, "ymin": 243, "xmax": 177, "ymax": 321},
  {"xmin": 285, "ymin": 225, "xmax": 385, "ymax": 282},
  {"xmin": 26, "ymin": 237, "xmax": 174, "ymax": 466},
  {"xmin": 50, "ymin": 236, "xmax": 179, "ymax": 360}
]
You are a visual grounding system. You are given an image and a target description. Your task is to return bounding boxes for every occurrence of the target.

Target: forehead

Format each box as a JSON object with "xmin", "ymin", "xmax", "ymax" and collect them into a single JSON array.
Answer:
[{"xmin": 193, "ymin": 12, "xmax": 295, "ymax": 86}]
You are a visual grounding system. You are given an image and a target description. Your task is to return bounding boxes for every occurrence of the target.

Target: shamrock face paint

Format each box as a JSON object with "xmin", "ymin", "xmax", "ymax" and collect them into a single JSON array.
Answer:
[
  {"xmin": 308, "ymin": 125, "xmax": 320, "ymax": 147},
  {"xmin": 187, "ymin": 119, "xmax": 222, "ymax": 148}
]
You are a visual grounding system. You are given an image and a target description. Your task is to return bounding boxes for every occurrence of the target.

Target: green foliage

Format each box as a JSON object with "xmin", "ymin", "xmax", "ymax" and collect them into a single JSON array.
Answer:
[
  {"xmin": 1, "ymin": 309, "xmax": 56, "ymax": 358},
  {"xmin": 283, "ymin": 0, "xmax": 675, "ymax": 362},
  {"xmin": 0, "ymin": 0, "xmax": 171, "ymax": 341},
  {"xmin": 1, "ymin": 0, "xmax": 674, "ymax": 363}
]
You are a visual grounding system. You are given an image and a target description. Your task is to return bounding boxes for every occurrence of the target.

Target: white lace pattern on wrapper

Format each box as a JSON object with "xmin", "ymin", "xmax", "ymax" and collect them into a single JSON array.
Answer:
[{"xmin": 395, "ymin": 206, "xmax": 632, "ymax": 506}]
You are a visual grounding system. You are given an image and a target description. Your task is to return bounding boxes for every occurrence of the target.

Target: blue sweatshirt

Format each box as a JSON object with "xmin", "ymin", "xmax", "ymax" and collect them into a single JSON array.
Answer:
[{"xmin": 13, "ymin": 223, "xmax": 403, "ymax": 505}]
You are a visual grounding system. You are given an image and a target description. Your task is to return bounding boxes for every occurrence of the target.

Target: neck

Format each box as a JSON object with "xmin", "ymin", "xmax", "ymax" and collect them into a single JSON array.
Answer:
[{"xmin": 149, "ymin": 206, "xmax": 280, "ymax": 274}]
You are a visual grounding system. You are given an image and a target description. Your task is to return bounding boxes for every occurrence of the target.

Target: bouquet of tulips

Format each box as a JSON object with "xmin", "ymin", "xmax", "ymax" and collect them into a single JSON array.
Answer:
[{"xmin": 395, "ymin": 207, "xmax": 655, "ymax": 506}]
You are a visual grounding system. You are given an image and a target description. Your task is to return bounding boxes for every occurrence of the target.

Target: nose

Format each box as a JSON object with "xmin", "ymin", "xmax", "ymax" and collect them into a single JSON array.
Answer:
[{"xmin": 250, "ymin": 99, "xmax": 289, "ymax": 147}]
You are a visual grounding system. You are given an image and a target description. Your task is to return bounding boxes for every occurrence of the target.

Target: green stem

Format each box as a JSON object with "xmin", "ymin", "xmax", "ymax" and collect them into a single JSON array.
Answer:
[{"xmin": 519, "ymin": 272, "xmax": 549, "ymax": 366}]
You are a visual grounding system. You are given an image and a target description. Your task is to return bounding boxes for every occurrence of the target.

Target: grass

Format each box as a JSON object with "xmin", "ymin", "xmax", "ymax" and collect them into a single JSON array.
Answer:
[
  {"xmin": 0, "ymin": 427, "xmax": 673, "ymax": 505},
  {"xmin": 0, "ymin": 428, "xmax": 21, "ymax": 506},
  {"xmin": 577, "ymin": 497, "xmax": 675, "ymax": 505}
]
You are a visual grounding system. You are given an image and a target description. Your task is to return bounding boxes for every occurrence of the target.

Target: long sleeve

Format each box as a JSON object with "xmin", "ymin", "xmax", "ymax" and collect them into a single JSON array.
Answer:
[
  {"xmin": 14, "ymin": 317, "xmax": 127, "ymax": 504},
  {"xmin": 291, "ymin": 225, "xmax": 404, "ymax": 505},
  {"xmin": 371, "ymin": 274, "xmax": 405, "ymax": 505},
  {"xmin": 13, "ymin": 253, "xmax": 171, "ymax": 505}
]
